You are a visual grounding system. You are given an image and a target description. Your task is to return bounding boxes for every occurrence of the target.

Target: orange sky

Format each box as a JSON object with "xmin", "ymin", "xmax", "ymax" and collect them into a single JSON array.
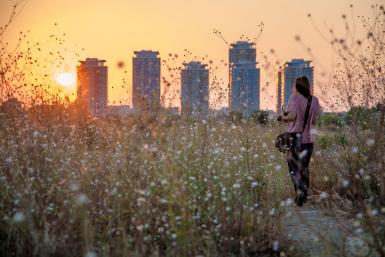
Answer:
[{"xmin": 0, "ymin": 0, "xmax": 382, "ymax": 110}]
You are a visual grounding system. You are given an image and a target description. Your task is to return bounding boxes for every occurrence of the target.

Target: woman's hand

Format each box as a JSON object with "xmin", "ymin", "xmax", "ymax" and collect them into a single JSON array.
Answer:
[
  {"xmin": 282, "ymin": 112, "xmax": 296, "ymax": 122},
  {"xmin": 277, "ymin": 110, "xmax": 295, "ymax": 123}
]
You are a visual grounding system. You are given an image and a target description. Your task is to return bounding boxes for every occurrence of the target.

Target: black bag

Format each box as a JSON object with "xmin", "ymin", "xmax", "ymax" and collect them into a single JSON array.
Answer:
[
  {"xmin": 275, "ymin": 132, "xmax": 300, "ymax": 153},
  {"xmin": 275, "ymin": 96, "xmax": 312, "ymax": 153}
]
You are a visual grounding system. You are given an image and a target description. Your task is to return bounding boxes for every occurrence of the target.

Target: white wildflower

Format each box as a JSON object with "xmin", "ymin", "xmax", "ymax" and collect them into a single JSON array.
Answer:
[
  {"xmin": 12, "ymin": 212, "xmax": 25, "ymax": 223},
  {"xmin": 285, "ymin": 198, "xmax": 294, "ymax": 206},
  {"xmin": 366, "ymin": 138, "xmax": 374, "ymax": 146},
  {"xmin": 70, "ymin": 183, "xmax": 80, "ymax": 192},
  {"xmin": 137, "ymin": 197, "xmax": 146, "ymax": 205},
  {"xmin": 232, "ymin": 183, "xmax": 241, "ymax": 189},
  {"xmin": 76, "ymin": 193, "xmax": 89, "ymax": 205},
  {"xmin": 369, "ymin": 209, "xmax": 379, "ymax": 216},
  {"xmin": 342, "ymin": 179, "xmax": 350, "ymax": 188},
  {"xmin": 272, "ymin": 240, "xmax": 280, "ymax": 251},
  {"xmin": 5, "ymin": 157, "xmax": 13, "ymax": 165},
  {"xmin": 85, "ymin": 251, "xmax": 97, "ymax": 257},
  {"xmin": 320, "ymin": 191, "xmax": 329, "ymax": 199},
  {"xmin": 358, "ymin": 168, "xmax": 365, "ymax": 176},
  {"xmin": 310, "ymin": 128, "xmax": 318, "ymax": 135},
  {"xmin": 298, "ymin": 149, "xmax": 308, "ymax": 159}
]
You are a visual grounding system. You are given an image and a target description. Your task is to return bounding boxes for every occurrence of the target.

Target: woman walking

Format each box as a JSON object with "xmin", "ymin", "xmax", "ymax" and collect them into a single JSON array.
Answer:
[{"xmin": 278, "ymin": 76, "xmax": 321, "ymax": 206}]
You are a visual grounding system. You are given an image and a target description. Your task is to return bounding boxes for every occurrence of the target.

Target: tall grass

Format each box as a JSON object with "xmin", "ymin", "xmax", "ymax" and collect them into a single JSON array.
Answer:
[{"xmin": 0, "ymin": 106, "xmax": 292, "ymax": 257}]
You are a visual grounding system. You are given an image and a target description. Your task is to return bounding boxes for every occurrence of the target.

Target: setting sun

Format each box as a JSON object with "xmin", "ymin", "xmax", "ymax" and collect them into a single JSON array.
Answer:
[{"xmin": 55, "ymin": 72, "xmax": 75, "ymax": 88}]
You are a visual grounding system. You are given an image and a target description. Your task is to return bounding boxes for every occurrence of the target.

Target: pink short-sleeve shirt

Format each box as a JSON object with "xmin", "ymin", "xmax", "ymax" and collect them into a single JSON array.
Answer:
[{"xmin": 286, "ymin": 94, "xmax": 321, "ymax": 144}]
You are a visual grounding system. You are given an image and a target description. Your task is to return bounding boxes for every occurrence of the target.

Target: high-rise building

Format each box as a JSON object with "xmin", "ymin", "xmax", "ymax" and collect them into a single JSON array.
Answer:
[
  {"xmin": 132, "ymin": 51, "xmax": 161, "ymax": 111},
  {"xmin": 229, "ymin": 41, "xmax": 260, "ymax": 117},
  {"xmin": 181, "ymin": 61, "xmax": 209, "ymax": 115},
  {"xmin": 76, "ymin": 58, "xmax": 108, "ymax": 116},
  {"xmin": 276, "ymin": 59, "xmax": 314, "ymax": 114}
]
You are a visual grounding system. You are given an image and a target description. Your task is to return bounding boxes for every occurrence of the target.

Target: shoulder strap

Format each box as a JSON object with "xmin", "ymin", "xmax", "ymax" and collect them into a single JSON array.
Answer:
[{"xmin": 302, "ymin": 96, "xmax": 313, "ymax": 132}]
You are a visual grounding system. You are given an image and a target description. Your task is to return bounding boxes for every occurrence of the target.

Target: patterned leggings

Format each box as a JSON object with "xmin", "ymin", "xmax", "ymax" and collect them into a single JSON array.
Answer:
[{"xmin": 287, "ymin": 143, "xmax": 314, "ymax": 196}]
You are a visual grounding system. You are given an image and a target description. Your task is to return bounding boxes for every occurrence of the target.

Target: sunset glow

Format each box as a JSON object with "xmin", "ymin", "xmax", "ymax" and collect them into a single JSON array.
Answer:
[
  {"xmin": 0, "ymin": 0, "xmax": 380, "ymax": 110},
  {"xmin": 55, "ymin": 72, "xmax": 75, "ymax": 88}
]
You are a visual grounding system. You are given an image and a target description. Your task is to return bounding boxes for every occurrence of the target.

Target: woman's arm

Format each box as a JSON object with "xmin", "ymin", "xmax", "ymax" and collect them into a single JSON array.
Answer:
[
  {"xmin": 283, "ymin": 112, "xmax": 296, "ymax": 123},
  {"xmin": 277, "ymin": 95, "xmax": 297, "ymax": 123}
]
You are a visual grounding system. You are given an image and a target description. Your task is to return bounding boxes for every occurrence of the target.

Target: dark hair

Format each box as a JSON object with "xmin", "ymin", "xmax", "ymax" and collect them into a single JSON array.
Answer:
[{"xmin": 295, "ymin": 76, "xmax": 311, "ymax": 98}]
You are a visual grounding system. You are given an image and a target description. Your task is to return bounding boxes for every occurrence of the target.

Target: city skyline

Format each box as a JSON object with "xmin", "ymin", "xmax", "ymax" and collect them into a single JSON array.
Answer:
[
  {"xmin": 0, "ymin": 0, "xmax": 380, "ymax": 111},
  {"xmin": 77, "ymin": 49, "xmax": 313, "ymax": 115}
]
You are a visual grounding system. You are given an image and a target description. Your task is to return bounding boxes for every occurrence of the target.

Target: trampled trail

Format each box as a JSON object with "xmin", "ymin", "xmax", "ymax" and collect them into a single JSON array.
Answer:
[{"xmin": 283, "ymin": 196, "xmax": 378, "ymax": 257}]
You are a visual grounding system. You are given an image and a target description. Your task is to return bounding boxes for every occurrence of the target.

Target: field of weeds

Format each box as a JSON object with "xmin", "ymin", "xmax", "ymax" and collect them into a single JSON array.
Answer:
[{"xmin": 1, "ymin": 107, "xmax": 301, "ymax": 257}]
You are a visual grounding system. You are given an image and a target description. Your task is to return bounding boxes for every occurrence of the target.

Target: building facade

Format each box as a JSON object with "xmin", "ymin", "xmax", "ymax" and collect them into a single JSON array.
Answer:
[
  {"xmin": 132, "ymin": 51, "xmax": 161, "ymax": 111},
  {"xmin": 229, "ymin": 41, "xmax": 260, "ymax": 117},
  {"xmin": 181, "ymin": 61, "xmax": 209, "ymax": 115},
  {"xmin": 276, "ymin": 59, "xmax": 314, "ymax": 114},
  {"xmin": 76, "ymin": 58, "xmax": 108, "ymax": 116}
]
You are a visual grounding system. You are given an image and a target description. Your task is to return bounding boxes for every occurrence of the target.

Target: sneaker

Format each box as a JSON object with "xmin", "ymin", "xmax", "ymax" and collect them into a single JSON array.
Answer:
[
  {"xmin": 303, "ymin": 190, "xmax": 308, "ymax": 203},
  {"xmin": 295, "ymin": 190, "xmax": 306, "ymax": 206}
]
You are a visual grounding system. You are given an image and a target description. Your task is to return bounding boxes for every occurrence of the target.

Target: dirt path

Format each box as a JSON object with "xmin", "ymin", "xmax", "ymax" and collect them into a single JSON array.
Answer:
[{"xmin": 283, "ymin": 196, "xmax": 378, "ymax": 257}]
